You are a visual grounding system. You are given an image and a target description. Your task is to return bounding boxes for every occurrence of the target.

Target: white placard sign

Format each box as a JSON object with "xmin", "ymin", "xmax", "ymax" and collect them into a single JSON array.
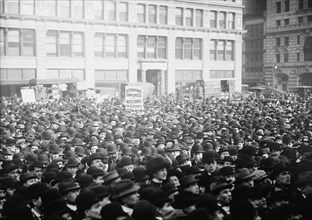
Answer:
[
  {"xmin": 21, "ymin": 88, "xmax": 36, "ymax": 103},
  {"xmin": 125, "ymin": 86, "xmax": 144, "ymax": 110}
]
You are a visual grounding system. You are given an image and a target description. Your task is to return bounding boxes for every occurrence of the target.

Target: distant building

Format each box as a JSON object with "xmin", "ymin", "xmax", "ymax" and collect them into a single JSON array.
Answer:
[
  {"xmin": 264, "ymin": 0, "xmax": 312, "ymax": 91},
  {"xmin": 242, "ymin": 0, "xmax": 266, "ymax": 87},
  {"xmin": 0, "ymin": 0, "xmax": 244, "ymax": 97}
]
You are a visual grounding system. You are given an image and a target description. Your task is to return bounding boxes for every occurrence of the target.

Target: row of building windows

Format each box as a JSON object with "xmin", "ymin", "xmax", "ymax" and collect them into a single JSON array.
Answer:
[
  {"xmin": 47, "ymin": 30, "xmax": 84, "ymax": 57},
  {"xmin": 176, "ymin": 70, "xmax": 202, "ymax": 82},
  {"xmin": 0, "ymin": 68, "xmax": 36, "ymax": 81},
  {"xmin": 0, "ymin": 28, "xmax": 236, "ymax": 61},
  {"xmin": 275, "ymin": 53, "xmax": 298, "ymax": 63},
  {"xmin": 210, "ymin": 40, "xmax": 234, "ymax": 61},
  {"xmin": 276, "ymin": 35, "xmax": 301, "ymax": 47},
  {"xmin": 210, "ymin": 70, "xmax": 234, "ymax": 79},
  {"xmin": 276, "ymin": 15, "xmax": 312, "ymax": 26},
  {"xmin": 275, "ymin": 37, "xmax": 312, "ymax": 62},
  {"xmin": 245, "ymin": 67, "xmax": 263, "ymax": 76},
  {"xmin": 0, "ymin": 68, "xmax": 237, "ymax": 84},
  {"xmin": 0, "ymin": 28, "xmax": 35, "ymax": 56},
  {"xmin": 0, "ymin": 68, "xmax": 85, "ymax": 81},
  {"xmin": 47, "ymin": 69, "xmax": 85, "ymax": 80},
  {"xmin": 95, "ymin": 70, "xmax": 128, "ymax": 81},
  {"xmin": 245, "ymin": 40, "xmax": 264, "ymax": 51},
  {"xmin": 298, "ymin": 0, "xmax": 312, "ymax": 10},
  {"xmin": 137, "ymin": 36, "xmax": 166, "ymax": 59},
  {"xmin": 175, "ymin": 70, "xmax": 234, "ymax": 82},
  {"xmin": 0, "ymin": 1, "xmax": 237, "ymax": 29},
  {"xmin": 208, "ymin": 11, "xmax": 235, "ymax": 29},
  {"xmin": 175, "ymin": 38, "xmax": 202, "ymax": 60},
  {"xmin": 95, "ymin": 34, "xmax": 127, "ymax": 58},
  {"xmin": 276, "ymin": 0, "xmax": 312, "ymax": 13},
  {"xmin": 245, "ymin": 53, "xmax": 263, "ymax": 64},
  {"xmin": 245, "ymin": 24, "xmax": 264, "ymax": 38},
  {"xmin": 276, "ymin": 1, "xmax": 289, "ymax": 13}
]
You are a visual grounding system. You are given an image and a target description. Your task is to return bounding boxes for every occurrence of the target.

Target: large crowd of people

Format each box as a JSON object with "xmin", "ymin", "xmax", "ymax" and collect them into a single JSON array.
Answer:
[{"xmin": 0, "ymin": 91, "xmax": 311, "ymax": 220}]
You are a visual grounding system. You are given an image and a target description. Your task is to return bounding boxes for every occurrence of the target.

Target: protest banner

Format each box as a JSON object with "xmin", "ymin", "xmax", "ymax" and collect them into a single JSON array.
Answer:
[
  {"xmin": 21, "ymin": 88, "xmax": 36, "ymax": 103},
  {"xmin": 125, "ymin": 86, "xmax": 144, "ymax": 110}
]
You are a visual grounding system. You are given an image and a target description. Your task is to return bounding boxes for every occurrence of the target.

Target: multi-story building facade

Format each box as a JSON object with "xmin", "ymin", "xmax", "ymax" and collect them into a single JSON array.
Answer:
[
  {"xmin": 0, "ymin": 0, "xmax": 244, "ymax": 97},
  {"xmin": 265, "ymin": 0, "xmax": 312, "ymax": 91},
  {"xmin": 242, "ymin": 0, "xmax": 266, "ymax": 87}
]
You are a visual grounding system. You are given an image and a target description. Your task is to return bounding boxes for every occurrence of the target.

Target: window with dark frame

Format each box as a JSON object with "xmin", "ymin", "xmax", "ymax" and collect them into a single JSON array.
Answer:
[
  {"xmin": 284, "ymin": 37, "xmax": 289, "ymax": 46},
  {"xmin": 46, "ymin": 30, "xmax": 84, "ymax": 57},
  {"xmin": 276, "ymin": 20, "xmax": 281, "ymax": 26},
  {"xmin": 210, "ymin": 40, "xmax": 217, "ymax": 60},
  {"xmin": 119, "ymin": 2, "xmax": 128, "ymax": 22},
  {"xmin": 175, "ymin": 37, "xmax": 202, "ymax": 60},
  {"xmin": 285, "ymin": 0, "xmax": 289, "ymax": 12},
  {"xmin": 159, "ymin": 6, "xmax": 167, "ymax": 24},
  {"xmin": 299, "ymin": 0, "xmax": 304, "ymax": 10},
  {"xmin": 137, "ymin": 4, "xmax": 145, "ymax": 23},
  {"xmin": 148, "ymin": 5, "xmax": 156, "ymax": 24},
  {"xmin": 94, "ymin": 0, "xmax": 103, "ymax": 20},
  {"xmin": 276, "ymin": 2, "xmax": 281, "ymax": 13},
  {"xmin": 276, "ymin": 37, "xmax": 281, "ymax": 46},
  {"xmin": 106, "ymin": 0, "xmax": 116, "ymax": 21},
  {"xmin": 195, "ymin": 9, "xmax": 203, "ymax": 27},
  {"xmin": 175, "ymin": 7, "xmax": 183, "ymax": 25},
  {"xmin": 137, "ymin": 35, "xmax": 167, "ymax": 59},
  {"xmin": 284, "ymin": 53, "xmax": 289, "ymax": 62},
  {"xmin": 219, "ymin": 12, "xmax": 226, "ymax": 28},
  {"xmin": 210, "ymin": 11, "xmax": 217, "ymax": 28},
  {"xmin": 298, "ymin": 16, "xmax": 304, "ymax": 23},
  {"xmin": 185, "ymin": 8, "xmax": 193, "ymax": 26},
  {"xmin": 7, "ymin": 29, "xmax": 20, "ymax": 56}
]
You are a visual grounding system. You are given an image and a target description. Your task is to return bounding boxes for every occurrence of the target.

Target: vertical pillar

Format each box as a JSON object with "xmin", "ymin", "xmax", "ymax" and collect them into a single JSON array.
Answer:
[
  {"xmin": 160, "ymin": 69, "xmax": 165, "ymax": 95},
  {"xmin": 142, "ymin": 69, "xmax": 146, "ymax": 82},
  {"xmin": 145, "ymin": 4, "xmax": 148, "ymax": 23}
]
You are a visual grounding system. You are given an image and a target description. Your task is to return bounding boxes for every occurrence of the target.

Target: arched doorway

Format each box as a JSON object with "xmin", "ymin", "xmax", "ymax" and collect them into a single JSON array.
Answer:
[
  {"xmin": 275, "ymin": 72, "xmax": 289, "ymax": 92},
  {"xmin": 304, "ymin": 36, "xmax": 312, "ymax": 61}
]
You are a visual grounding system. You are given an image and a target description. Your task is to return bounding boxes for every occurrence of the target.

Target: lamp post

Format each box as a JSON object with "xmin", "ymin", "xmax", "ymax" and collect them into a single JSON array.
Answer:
[{"xmin": 272, "ymin": 63, "xmax": 278, "ymax": 90}]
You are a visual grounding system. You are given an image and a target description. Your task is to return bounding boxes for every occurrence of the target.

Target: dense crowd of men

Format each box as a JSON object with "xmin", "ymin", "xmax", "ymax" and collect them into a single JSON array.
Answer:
[{"xmin": 0, "ymin": 92, "xmax": 311, "ymax": 220}]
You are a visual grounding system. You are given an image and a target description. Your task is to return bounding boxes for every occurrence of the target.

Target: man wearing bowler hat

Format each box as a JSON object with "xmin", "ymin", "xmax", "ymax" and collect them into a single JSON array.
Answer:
[
  {"xmin": 179, "ymin": 174, "xmax": 200, "ymax": 196},
  {"xmin": 58, "ymin": 178, "xmax": 80, "ymax": 212},
  {"xmin": 145, "ymin": 156, "xmax": 169, "ymax": 191},
  {"xmin": 210, "ymin": 178, "xmax": 233, "ymax": 215},
  {"xmin": 111, "ymin": 179, "xmax": 140, "ymax": 216},
  {"xmin": 76, "ymin": 190, "xmax": 104, "ymax": 220},
  {"xmin": 198, "ymin": 151, "xmax": 220, "ymax": 193}
]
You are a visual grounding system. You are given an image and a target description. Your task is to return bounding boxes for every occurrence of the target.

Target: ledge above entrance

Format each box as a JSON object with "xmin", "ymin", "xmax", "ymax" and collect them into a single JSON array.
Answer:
[{"xmin": 137, "ymin": 60, "xmax": 167, "ymax": 71}]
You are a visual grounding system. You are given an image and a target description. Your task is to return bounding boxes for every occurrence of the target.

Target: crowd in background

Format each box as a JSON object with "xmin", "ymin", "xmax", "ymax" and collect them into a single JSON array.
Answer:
[{"xmin": 0, "ymin": 92, "xmax": 311, "ymax": 220}]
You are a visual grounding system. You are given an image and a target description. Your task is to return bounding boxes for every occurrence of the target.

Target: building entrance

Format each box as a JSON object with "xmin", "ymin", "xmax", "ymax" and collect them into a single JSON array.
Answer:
[{"xmin": 146, "ymin": 70, "xmax": 160, "ymax": 96}]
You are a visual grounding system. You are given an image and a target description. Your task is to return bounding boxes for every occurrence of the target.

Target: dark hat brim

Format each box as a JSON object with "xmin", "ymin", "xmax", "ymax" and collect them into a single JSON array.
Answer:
[
  {"xmin": 111, "ymin": 185, "xmax": 140, "ymax": 200},
  {"xmin": 146, "ymin": 163, "xmax": 169, "ymax": 176},
  {"xmin": 235, "ymin": 173, "xmax": 255, "ymax": 183}
]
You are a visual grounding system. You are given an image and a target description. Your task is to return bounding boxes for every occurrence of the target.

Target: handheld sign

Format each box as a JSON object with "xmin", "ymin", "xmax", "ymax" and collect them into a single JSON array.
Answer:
[
  {"xmin": 21, "ymin": 88, "xmax": 36, "ymax": 103},
  {"xmin": 125, "ymin": 86, "xmax": 144, "ymax": 110}
]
